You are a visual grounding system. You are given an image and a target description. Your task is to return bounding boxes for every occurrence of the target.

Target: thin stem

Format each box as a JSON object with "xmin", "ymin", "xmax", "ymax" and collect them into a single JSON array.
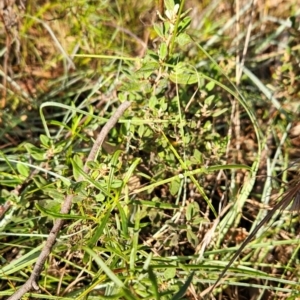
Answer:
[{"xmin": 209, "ymin": 181, "xmax": 300, "ymax": 294}]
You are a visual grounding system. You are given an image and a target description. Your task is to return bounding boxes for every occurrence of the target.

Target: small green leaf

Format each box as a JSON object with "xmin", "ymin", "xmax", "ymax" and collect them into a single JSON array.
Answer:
[
  {"xmin": 204, "ymin": 95, "xmax": 215, "ymax": 106},
  {"xmin": 72, "ymin": 154, "xmax": 84, "ymax": 181},
  {"xmin": 206, "ymin": 81, "xmax": 215, "ymax": 91},
  {"xmin": 138, "ymin": 124, "xmax": 145, "ymax": 138},
  {"xmin": 159, "ymin": 42, "xmax": 168, "ymax": 61},
  {"xmin": 164, "ymin": 0, "xmax": 175, "ymax": 12},
  {"xmin": 187, "ymin": 227, "xmax": 198, "ymax": 246},
  {"xmin": 193, "ymin": 149, "xmax": 202, "ymax": 163},
  {"xmin": 170, "ymin": 62, "xmax": 200, "ymax": 85},
  {"xmin": 170, "ymin": 72, "xmax": 199, "ymax": 85},
  {"xmin": 149, "ymin": 96, "xmax": 158, "ymax": 110},
  {"xmin": 86, "ymin": 161, "xmax": 99, "ymax": 170},
  {"xmin": 23, "ymin": 143, "xmax": 46, "ymax": 161},
  {"xmin": 170, "ymin": 177, "xmax": 181, "ymax": 196},
  {"xmin": 40, "ymin": 134, "xmax": 51, "ymax": 148},
  {"xmin": 153, "ymin": 23, "xmax": 164, "ymax": 38},
  {"xmin": 163, "ymin": 22, "xmax": 170, "ymax": 36},
  {"xmin": 186, "ymin": 203, "xmax": 192, "ymax": 221},
  {"xmin": 183, "ymin": 135, "xmax": 191, "ymax": 144},
  {"xmin": 176, "ymin": 32, "xmax": 191, "ymax": 46},
  {"xmin": 186, "ymin": 202, "xmax": 200, "ymax": 221},
  {"xmin": 16, "ymin": 162, "xmax": 29, "ymax": 177},
  {"xmin": 69, "ymin": 180, "xmax": 86, "ymax": 193},
  {"xmin": 212, "ymin": 108, "xmax": 229, "ymax": 117},
  {"xmin": 164, "ymin": 267, "xmax": 176, "ymax": 280},
  {"xmin": 109, "ymin": 179, "xmax": 123, "ymax": 189},
  {"xmin": 32, "ymin": 174, "xmax": 47, "ymax": 188},
  {"xmin": 45, "ymin": 189, "xmax": 65, "ymax": 202},
  {"xmin": 137, "ymin": 61, "xmax": 160, "ymax": 78}
]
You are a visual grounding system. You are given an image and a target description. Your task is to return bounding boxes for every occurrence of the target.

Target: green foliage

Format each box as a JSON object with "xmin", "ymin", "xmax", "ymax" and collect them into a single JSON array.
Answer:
[{"xmin": 1, "ymin": 0, "xmax": 300, "ymax": 299}]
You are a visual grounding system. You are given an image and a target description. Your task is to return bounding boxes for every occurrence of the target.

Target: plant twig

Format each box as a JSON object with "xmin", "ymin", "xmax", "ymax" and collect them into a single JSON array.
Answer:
[
  {"xmin": 83, "ymin": 101, "xmax": 131, "ymax": 174},
  {"xmin": 7, "ymin": 101, "xmax": 131, "ymax": 300}
]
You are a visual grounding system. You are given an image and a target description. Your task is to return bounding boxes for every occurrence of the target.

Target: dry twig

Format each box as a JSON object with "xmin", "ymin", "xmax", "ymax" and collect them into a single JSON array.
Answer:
[{"xmin": 7, "ymin": 101, "xmax": 131, "ymax": 300}]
